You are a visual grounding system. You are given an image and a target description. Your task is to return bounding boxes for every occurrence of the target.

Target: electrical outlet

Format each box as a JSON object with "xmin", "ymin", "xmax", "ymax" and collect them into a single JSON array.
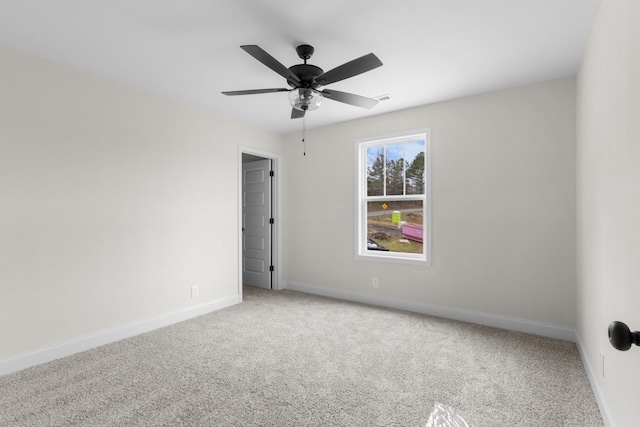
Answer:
[
  {"xmin": 191, "ymin": 285, "xmax": 199, "ymax": 298},
  {"xmin": 372, "ymin": 277, "xmax": 379, "ymax": 288}
]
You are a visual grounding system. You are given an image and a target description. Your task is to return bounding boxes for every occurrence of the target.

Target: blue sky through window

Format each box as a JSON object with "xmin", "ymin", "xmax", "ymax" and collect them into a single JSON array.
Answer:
[
  {"xmin": 406, "ymin": 140, "xmax": 425, "ymax": 163},
  {"xmin": 367, "ymin": 138, "xmax": 425, "ymax": 166}
]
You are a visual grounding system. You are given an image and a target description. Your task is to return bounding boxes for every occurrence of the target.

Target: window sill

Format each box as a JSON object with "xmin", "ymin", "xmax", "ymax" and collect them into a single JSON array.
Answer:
[{"xmin": 356, "ymin": 251, "xmax": 431, "ymax": 266}]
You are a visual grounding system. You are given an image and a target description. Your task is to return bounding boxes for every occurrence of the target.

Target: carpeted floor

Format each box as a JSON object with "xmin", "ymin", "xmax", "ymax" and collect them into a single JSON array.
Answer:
[{"xmin": 0, "ymin": 286, "xmax": 602, "ymax": 426}]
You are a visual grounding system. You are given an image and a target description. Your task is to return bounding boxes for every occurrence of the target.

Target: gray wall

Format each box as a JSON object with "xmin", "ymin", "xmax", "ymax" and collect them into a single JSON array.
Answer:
[
  {"xmin": 577, "ymin": 0, "xmax": 640, "ymax": 425},
  {"xmin": 0, "ymin": 45, "xmax": 283, "ymax": 360},
  {"xmin": 282, "ymin": 77, "xmax": 577, "ymax": 329}
]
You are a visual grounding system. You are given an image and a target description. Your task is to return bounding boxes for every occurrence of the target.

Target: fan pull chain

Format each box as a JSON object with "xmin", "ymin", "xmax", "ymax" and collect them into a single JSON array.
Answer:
[{"xmin": 302, "ymin": 114, "xmax": 306, "ymax": 156}]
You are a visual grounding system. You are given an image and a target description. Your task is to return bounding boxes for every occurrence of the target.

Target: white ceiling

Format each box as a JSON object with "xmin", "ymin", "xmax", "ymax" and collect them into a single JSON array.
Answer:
[{"xmin": 0, "ymin": 0, "xmax": 602, "ymax": 135}]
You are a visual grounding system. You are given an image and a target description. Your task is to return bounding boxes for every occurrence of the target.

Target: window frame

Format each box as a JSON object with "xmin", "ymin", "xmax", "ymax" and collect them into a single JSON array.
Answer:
[{"xmin": 355, "ymin": 129, "xmax": 432, "ymax": 265}]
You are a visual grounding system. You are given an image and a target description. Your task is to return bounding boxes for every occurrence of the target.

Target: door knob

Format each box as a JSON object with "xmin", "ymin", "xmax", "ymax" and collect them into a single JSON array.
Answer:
[{"xmin": 608, "ymin": 321, "xmax": 640, "ymax": 351}]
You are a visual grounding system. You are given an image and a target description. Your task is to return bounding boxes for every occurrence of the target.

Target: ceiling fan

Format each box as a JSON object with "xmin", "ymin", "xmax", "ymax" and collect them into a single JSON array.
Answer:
[{"xmin": 222, "ymin": 44, "xmax": 383, "ymax": 119}]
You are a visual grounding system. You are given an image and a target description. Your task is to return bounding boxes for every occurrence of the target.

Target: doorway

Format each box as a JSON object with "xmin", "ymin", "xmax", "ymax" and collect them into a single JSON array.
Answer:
[{"xmin": 239, "ymin": 147, "xmax": 280, "ymax": 295}]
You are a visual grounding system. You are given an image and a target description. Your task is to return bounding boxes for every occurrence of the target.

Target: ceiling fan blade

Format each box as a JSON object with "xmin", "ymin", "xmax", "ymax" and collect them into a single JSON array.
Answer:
[
  {"xmin": 320, "ymin": 89, "xmax": 379, "ymax": 109},
  {"xmin": 241, "ymin": 45, "xmax": 301, "ymax": 86},
  {"xmin": 222, "ymin": 88, "xmax": 289, "ymax": 96},
  {"xmin": 291, "ymin": 108, "xmax": 305, "ymax": 119},
  {"xmin": 314, "ymin": 53, "xmax": 382, "ymax": 86}
]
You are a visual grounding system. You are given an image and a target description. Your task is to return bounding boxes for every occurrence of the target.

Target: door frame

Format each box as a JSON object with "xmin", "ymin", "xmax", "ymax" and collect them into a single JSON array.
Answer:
[{"xmin": 238, "ymin": 146, "xmax": 282, "ymax": 299}]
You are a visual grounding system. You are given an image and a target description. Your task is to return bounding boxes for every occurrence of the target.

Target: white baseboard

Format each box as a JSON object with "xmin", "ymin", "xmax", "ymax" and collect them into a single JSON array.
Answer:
[
  {"xmin": 284, "ymin": 282, "xmax": 576, "ymax": 341},
  {"xmin": 0, "ymin": 295, "xmax": 241, "ymax": 377},
  {"xmin": 575, "ymin": 333, "xmax": 616, "ymax": 427}
]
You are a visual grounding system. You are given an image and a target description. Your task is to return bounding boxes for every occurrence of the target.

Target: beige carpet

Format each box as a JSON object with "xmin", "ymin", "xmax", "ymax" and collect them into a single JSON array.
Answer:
[{"xmin": 0, "ymin": 286, "xmax": 602, "ymax": 426}]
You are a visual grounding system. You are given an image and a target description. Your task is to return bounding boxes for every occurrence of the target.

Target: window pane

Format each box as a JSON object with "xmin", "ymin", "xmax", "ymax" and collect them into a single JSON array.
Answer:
[
  {"xmin": 366, "ymin": 200, "xmax": 424, "ymax": 254},
  {"xmin": 405, "ymin": 140, "xmax": 425, "ymax": 195},
  {"xmin": 367, "ymin": 146, "xmax": 384, "ymax": 197},
  {"xmin": 385, "ymin": 143, "xmax": 405, "ymax": 196}
]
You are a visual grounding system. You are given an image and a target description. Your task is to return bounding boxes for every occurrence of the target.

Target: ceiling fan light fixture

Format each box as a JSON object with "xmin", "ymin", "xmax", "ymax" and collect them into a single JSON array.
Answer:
[{"xmin": 289, "ymin": 88, "xmax": 323, "ymax": 111}]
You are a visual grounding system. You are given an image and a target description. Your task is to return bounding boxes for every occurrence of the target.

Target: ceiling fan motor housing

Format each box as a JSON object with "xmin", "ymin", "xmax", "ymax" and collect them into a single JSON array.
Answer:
[{"xmin": 287, "ymin": 64, "xmax": 324, "ymax": 88}]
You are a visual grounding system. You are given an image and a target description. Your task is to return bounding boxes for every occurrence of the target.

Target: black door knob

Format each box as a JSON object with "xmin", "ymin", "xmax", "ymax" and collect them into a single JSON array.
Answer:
[{"xmin": 608, "ymin": 321, "xmax": 640, "ymax": 351}]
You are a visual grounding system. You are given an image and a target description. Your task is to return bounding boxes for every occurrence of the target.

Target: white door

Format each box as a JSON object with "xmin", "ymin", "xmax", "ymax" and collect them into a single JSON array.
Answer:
[{"xmin": 242, "ymin": 159, "xmax": 272, "ymax": 289}]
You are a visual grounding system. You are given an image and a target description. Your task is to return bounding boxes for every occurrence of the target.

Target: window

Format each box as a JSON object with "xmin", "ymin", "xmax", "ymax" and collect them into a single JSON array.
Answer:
[{"xmin": 356, "ymin": 130, "xmax": 431, "ymax": 264}]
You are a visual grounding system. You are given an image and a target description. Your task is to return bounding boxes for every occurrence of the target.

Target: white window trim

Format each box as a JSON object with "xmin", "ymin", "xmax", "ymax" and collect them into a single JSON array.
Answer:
[{"xmin": 355, "ymin": 129, "xmax": 432, "ymax": 266}]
